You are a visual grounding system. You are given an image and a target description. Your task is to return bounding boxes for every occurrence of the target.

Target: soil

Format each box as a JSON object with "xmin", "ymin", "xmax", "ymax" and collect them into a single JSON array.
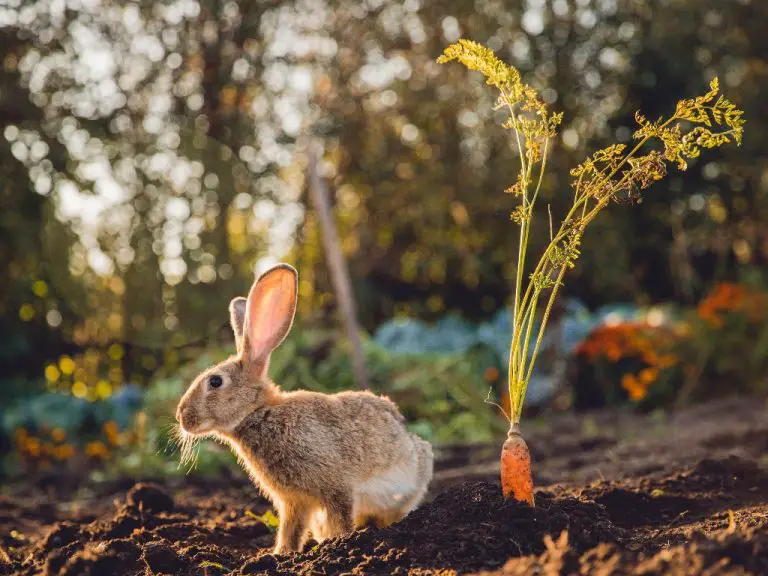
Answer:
[{"xmin": 1, "ymin": 395, "xmax": 767, "ymax": 576}]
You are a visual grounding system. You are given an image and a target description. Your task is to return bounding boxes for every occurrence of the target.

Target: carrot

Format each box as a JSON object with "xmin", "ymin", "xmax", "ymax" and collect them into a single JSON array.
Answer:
[{"xmin": 500, "ymin": 423, "xmax": 534, "ymax": 506}]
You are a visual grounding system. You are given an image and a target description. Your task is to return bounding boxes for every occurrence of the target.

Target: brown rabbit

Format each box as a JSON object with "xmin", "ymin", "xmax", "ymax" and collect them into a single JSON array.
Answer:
[{"xmin": 175, "ymin": 264, "xmax": 433, "ymax": 554}]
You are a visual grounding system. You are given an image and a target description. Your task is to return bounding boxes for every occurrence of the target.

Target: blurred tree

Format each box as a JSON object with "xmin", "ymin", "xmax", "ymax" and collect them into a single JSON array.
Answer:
[
  {"xmin": 0, "ymin": 23, "xmax": 76, "ymax": 389},
  {"xmin": 613, "ymin": 0, "xmax": 768, "ymax": 302},
  {"xmin": 1, "ymin": 0, "xmax": 308, "ymax": 391},
  {"xmin": 0, "ymin": 0, "xmax": 765, "ymax": 393},
  {"xmin": 305, "ymin": 0, "xmax": 662, "ymax": 323},
  {"xmin": 301, "ymin": 0, "xmax": 765, "ymax": 322}
]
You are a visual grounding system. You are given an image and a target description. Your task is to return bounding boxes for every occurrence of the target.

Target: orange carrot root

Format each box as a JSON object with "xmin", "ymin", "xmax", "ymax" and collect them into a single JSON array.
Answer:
[{"xmin": 500, "ymin": 423, "xmax": 535, "ymax": 506}]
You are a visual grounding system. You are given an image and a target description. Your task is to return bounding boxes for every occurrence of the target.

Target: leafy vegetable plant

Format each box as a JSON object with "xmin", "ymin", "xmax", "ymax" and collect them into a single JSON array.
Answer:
[{"xmin": 438, "ymin": 39, "xmax": 745, "ymax": 505}]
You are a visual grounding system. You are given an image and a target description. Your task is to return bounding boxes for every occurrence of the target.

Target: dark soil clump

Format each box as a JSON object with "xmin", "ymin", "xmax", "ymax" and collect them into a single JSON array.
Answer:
[
  {"xmin": 126, "ymin": 483, "xmax": 175, "ymax": 514},
  {"xmin": 141, "ymin": 541, "xmax": 189, "ymax": 574}
]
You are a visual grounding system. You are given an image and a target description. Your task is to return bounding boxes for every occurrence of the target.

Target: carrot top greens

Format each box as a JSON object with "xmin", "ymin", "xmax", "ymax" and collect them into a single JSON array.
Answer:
[{"xmin": 438, "ymin": 39, "xmax": 745, "ymax": 423}]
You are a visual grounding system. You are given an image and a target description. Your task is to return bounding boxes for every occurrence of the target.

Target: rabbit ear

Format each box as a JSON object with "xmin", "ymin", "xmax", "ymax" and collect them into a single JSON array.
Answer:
[
  {"xmin": 241, "ymin": 264, "xmax": 298, "ymax": 377},
  {"xmin": 229, "ymin": 296, "xmax": 247, "ymax": 353}
]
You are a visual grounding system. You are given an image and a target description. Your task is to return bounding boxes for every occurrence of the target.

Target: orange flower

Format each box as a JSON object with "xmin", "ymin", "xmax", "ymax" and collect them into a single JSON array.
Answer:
[
  {"xmin": 604, "ymin": 343, "xmax": 622, "ymax": 362},
  {"xmin": 643, "ymin": 350, "xmax": 659, "ymax": 365},
  {"xmin": 578, "ymin": 322, "xmax": 660, "ymax": 363},
  {"xmin": 697, "ymin": 306, "xmax": 724, "ymax": 327},
  {"xmin": 51, "ymin": 428, "xmax": 66, "ymax": 443},
  {"xmin": 103, "ymin": 421, "xmax": 121, "ymax": 446},
  {"xmin": 697, "ymin": 282, "xmax": 765, "ymax": 326},
  {"xmin": 56, "ymin": 444, "xmax": 75, "ymax": 461},
  {"xmin": 621, "ymin": 373, "xmax": 647, "ymax": 401},
  {"xmin": 639, "ymin": 367, "xmax": 658, "ymax": 385},
  {"xmin": 24, "ymin": 437, "xmax": 41, "ymax": 458},
  {"xmin": 85, "ymin": 441, "xmax": 110, "ymax": 459}
]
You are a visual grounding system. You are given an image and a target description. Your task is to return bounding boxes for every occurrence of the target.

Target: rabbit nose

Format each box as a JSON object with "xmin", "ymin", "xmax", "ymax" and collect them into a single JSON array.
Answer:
[{"xmin": 175, "ymin": 404, "xmax": 184, "ymax": 423}]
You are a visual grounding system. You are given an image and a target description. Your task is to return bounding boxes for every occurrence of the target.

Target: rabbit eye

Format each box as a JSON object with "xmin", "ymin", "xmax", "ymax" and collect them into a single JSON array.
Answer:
[{"xmin": 208, "ymin": 375, "xmax": 223, "ymax": 389}]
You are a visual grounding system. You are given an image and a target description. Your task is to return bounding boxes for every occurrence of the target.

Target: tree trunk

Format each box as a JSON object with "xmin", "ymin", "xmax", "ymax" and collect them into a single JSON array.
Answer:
[{"xmin": 306, "ymin": 141, "xmax": 369, "ymax": 390}]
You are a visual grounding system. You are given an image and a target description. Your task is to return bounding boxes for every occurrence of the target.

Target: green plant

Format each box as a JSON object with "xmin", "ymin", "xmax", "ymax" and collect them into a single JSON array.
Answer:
[
  {"xmin": 677, "ymin": 282, "xmax": 768, "ymax": 403},
  {"xmin": 245, "ymin": 509, "xmax": 280, "ymax": 533},
  {"xmin": 438, "ymin": 38, "xmax": 745, "ymax": 504},
  {"xmin": 199, "ymin": 560, "xmax": 231, "ymax": 573}
]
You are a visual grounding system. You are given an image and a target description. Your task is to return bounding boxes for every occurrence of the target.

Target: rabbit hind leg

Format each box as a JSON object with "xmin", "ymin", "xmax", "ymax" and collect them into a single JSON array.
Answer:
[
  {"xmin": 320, "ymin": 490, "xmax": 355, "ymax": 538},
  {"xmin": 308, "ymin": 507, "xmax": 329, "ymax": 542},
  {"xmin": 274, "ymin": 501, "xmax": 311, "ymax": 554}
]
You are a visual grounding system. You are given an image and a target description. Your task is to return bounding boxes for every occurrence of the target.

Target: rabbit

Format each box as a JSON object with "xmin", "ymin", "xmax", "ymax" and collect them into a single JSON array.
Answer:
[{"xmin": 175, "ymin": 264, "xmax": 433, "ymax": 554}]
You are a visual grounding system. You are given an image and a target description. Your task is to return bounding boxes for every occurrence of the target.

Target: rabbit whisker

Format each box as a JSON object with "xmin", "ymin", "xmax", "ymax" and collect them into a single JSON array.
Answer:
[{"xmin": 174, "ymin": 425, "xmax": 200, "ymax": 472}]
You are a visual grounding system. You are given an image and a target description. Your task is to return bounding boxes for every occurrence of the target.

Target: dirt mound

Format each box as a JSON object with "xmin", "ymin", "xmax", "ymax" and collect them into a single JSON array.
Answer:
[
  {"xmin": 474, "ymin": 527, "xmax": 768, "ymax": 575},
  {"xmin": 236, "ymin": 455, "xmax": 768, "ymax": 575},
  {"xmin": 237, "ymin": 482, "xmax": 621, "ymax": 575},
  {"xmin": 2, "ymin": 397, "xmax": 767, "ymax": 576},
  {"xmin": 7, "ymin": 482, "xmax": 272, "ymax": 576},
  {"xmin": 4, "ymin": 457, "xmax": 768, "ymax": 576}
]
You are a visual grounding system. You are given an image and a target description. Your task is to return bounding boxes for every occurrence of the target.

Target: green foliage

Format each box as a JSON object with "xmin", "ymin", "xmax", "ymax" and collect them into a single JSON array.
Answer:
[{"xmin": 245, "ymin": 509, "xmax": 280, "ymax": 533}]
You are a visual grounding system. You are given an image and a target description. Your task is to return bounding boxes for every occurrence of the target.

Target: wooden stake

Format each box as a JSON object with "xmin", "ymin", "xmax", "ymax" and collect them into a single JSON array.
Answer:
[{"xmin": 306, "ymin": 140, "xmax": 369, "ymax": 389}]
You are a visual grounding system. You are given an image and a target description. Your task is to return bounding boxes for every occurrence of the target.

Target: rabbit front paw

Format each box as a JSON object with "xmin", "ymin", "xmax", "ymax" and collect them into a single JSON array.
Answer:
[{"xmin": 273, "ymin": 505, "xmax": 309, "ymax": 555}]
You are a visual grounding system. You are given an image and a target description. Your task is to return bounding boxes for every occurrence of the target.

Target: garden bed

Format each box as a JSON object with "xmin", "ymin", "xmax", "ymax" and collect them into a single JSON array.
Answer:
[{"xmin": 2, "ymin": 395, "xmax": 767, "ymax": 576}]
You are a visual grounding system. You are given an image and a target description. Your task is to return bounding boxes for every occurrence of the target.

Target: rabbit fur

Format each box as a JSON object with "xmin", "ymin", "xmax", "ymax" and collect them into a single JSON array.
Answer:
[{"xmin": 176, "ymin": 264, "xmax": 433, "ymax": 554}]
